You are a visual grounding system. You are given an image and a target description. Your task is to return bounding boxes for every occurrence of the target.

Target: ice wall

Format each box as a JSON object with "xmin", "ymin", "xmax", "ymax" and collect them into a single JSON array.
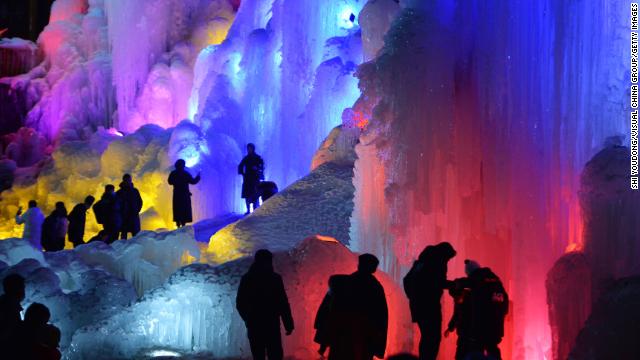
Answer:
[
  {"xmin": 68, "ymin": 237, "xmax": 414, "ymax": 359},
  {"xmin": 190, "ymin": 0, "xmax": 366, "ymax": 190},
  {"xmin": 349, "ymin": 1, "xmax": 630, "ymax": 359},
  {"xmin": 105, "ymin": 0, "xmax": 236, "ymax": 133}
]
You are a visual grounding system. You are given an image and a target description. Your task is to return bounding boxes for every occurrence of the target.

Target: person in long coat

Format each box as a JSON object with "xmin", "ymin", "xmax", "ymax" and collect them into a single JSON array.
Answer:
[
  {"xmin": 116, "ymin": 174, "xmax": 143, "ymax": 239},
  {"xmin": 168, "ymin": 159, "xmax": 201, "ymax": 228},
  {"xmin": 238, "ymin": 143, "xmax": 264, "ymax": 214}
]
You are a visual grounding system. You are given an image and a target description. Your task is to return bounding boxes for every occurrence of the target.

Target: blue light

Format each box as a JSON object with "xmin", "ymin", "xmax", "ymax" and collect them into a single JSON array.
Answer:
[{"xmin": 338, "ymin": 6, "xmax": 357, "ymax": 29}]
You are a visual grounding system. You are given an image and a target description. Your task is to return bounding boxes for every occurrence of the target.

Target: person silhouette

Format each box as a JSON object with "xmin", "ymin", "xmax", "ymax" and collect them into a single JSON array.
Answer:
[
  {"xmin": 67, "ymin": 196, "xmax": 95, "ymax": 248},
  {"xmin": 93, "ymin": 185, "xmax": 122, "ymax": 243},
  {"xmin": 403, "ymin": 242, "xmax": 456, "ymax": 360},
  {"xmin": 116, "ymin": 174, "xmax": 143, "ymax": 239},
  {"xmin": 15, "ymin": 200, "xmax": 45, "ymax": 249},
  {"xmin": 168, "ymin": 159, "xmax": 201, "ymax": 228},
  {"xmin": 236, "ymin": 249, "xmax": 294, "ymax": 360},
  {"xmin": 314, "ymin": 253, "xmax": 388, "ymax": 360},
  {"xmin": 238, "ymin": 143, "xmax": 264, "ymax": 214},
  {"xmin": 0, "ymin": 274, "xmax": 25, "ymax": 352},
  {"xmin": 41, "ymin": 202, "xmax": 68, "ymax": 252},
  {"xmin": 462, "ymin": 260, "xmax": 509, "ymax": 360},
  {"xmin": 14, "ymin": 302, "xmax": 54, "ymax": 359}
]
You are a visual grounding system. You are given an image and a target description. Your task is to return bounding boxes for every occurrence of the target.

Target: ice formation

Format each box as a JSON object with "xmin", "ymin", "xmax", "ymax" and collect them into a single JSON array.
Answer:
[
  {"xmin": 349, "ymin": 1, "xmax": 630, "ymax": 359},
  {"xmin": 0, "ymin": 226, "xmax": 199, "ymax": 352},
  {"xmin": 189, "ymin": 0, "xmax": 366, "ymax": 189},
  {"xmin": 68, "ymin": 237, "xmax": 413, "ymax": 359},
  {"xmin": 0, "ymin": 0, "xmax": 637, "ymax": 358},
  {"xmin": 206, "ymin": 159, "xmax": 356, "ymax": 264}
]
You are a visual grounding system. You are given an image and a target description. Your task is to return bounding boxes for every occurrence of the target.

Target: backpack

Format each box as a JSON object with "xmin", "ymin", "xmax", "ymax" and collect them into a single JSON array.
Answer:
[
  {"xmin": 92, "ymin": 199, "xmax": 107, "ymax": 225},
  {"xmin": 403, "ymin": 260, "xmax": 423, "ymax": 299}
]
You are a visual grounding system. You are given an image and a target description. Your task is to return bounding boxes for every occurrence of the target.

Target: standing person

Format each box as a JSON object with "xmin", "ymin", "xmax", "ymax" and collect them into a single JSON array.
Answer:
[
  {"xmin": 236, "ymin": 249, "xmax": 294, "ymax": 360},
  {"xmin": 464, "ymin": 260, "xmax": 509, "ymax": 360},
  {"xmin": 41, "ymin": 202, "xmax": 68, "ymax": 252},
  {"xmin": 314, "ymin": 254, "xmax": 388, "ymax": 360},
  {"xmin": 116, "ymin": 174, "xmax": 143, "ymax": 239},
  {"xmin": 67, "ymin": 196, "xmax": 95, "ymax": 248},
  {"xmin": 238, "ymin": 143, "xmax": 264, "ymax": 214},
  {"xmin": 15, "ymin": 200, "xmax": 45, "ymax": 250},
  {"xmin": 403, "ymin": 242, "xmax": 457, "ymax": 360},
  {"xmin": 0, "ymin": 274, "xmax": 25, "ymax": 352},
  {"xmin": 445, "ymin": 282, "xmax": 475, "ymax": 360},
  {"xmin": 93, "ymin": 185, "xmax": 122, "ymax": 243},
  {"xmin": 168, "ymin": 159, "xmax": 201, "ymax": 228}
]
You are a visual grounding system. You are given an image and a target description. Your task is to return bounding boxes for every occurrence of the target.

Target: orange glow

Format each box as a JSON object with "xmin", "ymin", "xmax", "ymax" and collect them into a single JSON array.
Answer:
[{"xmin": 353, "ymin": 110, "xmax": 369, "ymax": 129}]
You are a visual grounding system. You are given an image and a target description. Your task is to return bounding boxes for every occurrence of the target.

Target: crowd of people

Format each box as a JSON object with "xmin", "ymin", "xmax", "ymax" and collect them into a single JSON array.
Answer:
[
  {"xmin": 236, "ymin": 242, "xmax": 509, "ymax": 360},
  {"xmin": 0, "ymin": 274, "xmax": 61, "ymax": 359},
  {"xmin": 14, "ymin": 173, "xmax": 144, "ymax": 250},
  {"xmin": 13, "ymin": 143, "xmax": 278, "ymax": 251}
]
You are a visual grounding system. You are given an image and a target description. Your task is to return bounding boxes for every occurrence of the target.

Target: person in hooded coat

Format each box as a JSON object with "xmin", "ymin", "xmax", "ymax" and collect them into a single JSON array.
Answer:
[
  {"xmin": 314, "ymin": 253, "xmax": 389, "ymax": 360},
  {"xmin": 403, "ymin": 242, "xmax": 457, "ymax": 360},
  {"xmin": 236, "ymin": 249, "xmax": 294, "ymax": 360},
  {"xmin": 116, "ymin": 174, "xmax": 143, "ymax": 239},
  {"xmin": 238, "ymin": 143, "xmax": 264, "ymax": 214},
  {"xmin": 15, "ymin": 200, "xmax": 45, "ymax": 249},
  {"xmin": 67, "ymin": 196, "xmax": 95, "ymax": 247},
  {"xmin": 168, "ymin": 159, "xmax": 201, "ymax": 228},
  {"xmin": 41, "ymin": 202, "xmax": 68, "ymax": 252}
]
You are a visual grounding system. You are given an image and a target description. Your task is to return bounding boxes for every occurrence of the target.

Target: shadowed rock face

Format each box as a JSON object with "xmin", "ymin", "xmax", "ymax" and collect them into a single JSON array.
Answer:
[
  {"xmin": 548, "ymin": 144, "xmax": 640, "ymax": 360},
  {"xmin": 568, "ymin": 277, "xmax": 640, "ymax": 360},
  {"xmin": 546, "ymin": 252, "xmax": 591, "ymax": 360}
]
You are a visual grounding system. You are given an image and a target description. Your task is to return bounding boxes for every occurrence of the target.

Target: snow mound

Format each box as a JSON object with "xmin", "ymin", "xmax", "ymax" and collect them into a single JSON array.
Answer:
[
  {"xmin": 68, "ymin": 236, "xmax": 413, "ymax": 359},
  {"xmin": 206, "ymin": 161, "xmax": 356, "ymax": 264}
]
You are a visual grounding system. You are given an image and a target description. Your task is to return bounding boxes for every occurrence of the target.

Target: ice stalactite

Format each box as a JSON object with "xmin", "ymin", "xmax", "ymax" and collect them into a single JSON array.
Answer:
[
  {"xmin": 349, "ymin": 1, "xmax": 630, "ymax": 359},
  {"xmin": 191, "ymin": 0, "xmax": 366, "ymax": 190},
  {"xmin": 104, "ymin": 0, "xmax": 235, "ymax": 133}
]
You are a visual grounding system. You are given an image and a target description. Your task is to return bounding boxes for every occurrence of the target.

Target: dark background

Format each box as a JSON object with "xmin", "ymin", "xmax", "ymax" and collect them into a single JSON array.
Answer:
[{"xmin": 0, "ymin": 0, "xmax": 54, "ymax": 41}]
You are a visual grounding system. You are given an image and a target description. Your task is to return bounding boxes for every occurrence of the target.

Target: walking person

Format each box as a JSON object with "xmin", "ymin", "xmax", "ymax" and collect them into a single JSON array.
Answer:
[
  {"xmin": 403, "ymin": 242, "xmax": 457, "ymax": 360},
  {"xmin": 314, "ymin": 254, "xmax": 388, "ymax": 360},
  {"xmin": 15, "ymin": 200, "xmax": 45, "ymax": 250},
  {"xmin": 236, "ymin": 249, "xmax": 294, "ymax": 360},
  {"xmin": 41, "ymin": 202, "xmax": 68, "ymax": 252},
  {"xmin": 67, "ymin": 196, "xmax": 95, "ymax": 248},
  {"xmin": 116, "ymin": 174, "xmax": 143, "ymax": 239},
  {"xmin": 168, "ymin": 159, "xmax": 201, "ymax": 228},
  {"xmin": 238, "ymin": 143, "xmax": 264, "ymax": 214}
]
